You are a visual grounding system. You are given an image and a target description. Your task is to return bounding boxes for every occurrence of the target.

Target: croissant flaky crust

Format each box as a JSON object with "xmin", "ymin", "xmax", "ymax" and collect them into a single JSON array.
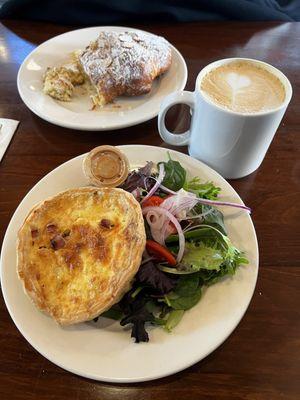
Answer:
[
  {"xmin": 17, "ymin": 187, "xmax": 146, "ymax": 325},
  {"xmin": 43, "ymin": 31, "xmax": 172, "ymax": 105},
  {"xmin": 79, "ymin": 31, "xmax": 172, "ymax": 105}
]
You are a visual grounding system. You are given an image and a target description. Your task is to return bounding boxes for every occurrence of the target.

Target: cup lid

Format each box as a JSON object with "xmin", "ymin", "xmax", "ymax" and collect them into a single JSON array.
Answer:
[{"xmin": 83, "ymin": 145, "xmax": 129, "ymax": 187}]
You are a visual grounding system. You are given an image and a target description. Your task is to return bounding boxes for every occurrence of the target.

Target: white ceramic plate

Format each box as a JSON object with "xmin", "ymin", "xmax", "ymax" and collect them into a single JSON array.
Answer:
[
  {"xmin": 0, "ymin": 146, "xmax": 258, "ymax": 382},
  {"xmin": 17, "ymin": 26, "xmax": 187, "ymax": 131}
]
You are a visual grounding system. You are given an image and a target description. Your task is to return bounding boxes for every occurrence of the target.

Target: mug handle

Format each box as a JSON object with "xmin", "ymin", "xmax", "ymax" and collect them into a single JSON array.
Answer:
[{"xmin": 158, "ymin": 91, "xmax": 195, "ymax": 146}]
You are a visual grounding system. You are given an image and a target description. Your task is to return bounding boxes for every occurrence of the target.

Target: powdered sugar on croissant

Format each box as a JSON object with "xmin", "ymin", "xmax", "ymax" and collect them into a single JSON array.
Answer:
[{"xmin": 79, "ymin": 31, "xmax": 172, "ymax": 106}]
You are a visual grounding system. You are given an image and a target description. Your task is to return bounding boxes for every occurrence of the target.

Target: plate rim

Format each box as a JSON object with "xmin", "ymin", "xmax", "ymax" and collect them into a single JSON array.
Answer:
[
  {"xmin": 17, "ymin": 26, "xmax": 188, "ymax": 131},
  {"xmin": 0, "ymin": 145, "xmax": 259, "ymax": 382}
]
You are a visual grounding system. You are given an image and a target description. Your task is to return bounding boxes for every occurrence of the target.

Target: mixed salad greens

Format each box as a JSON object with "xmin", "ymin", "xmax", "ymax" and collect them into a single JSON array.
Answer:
[{"xmin": 94, "ymin": 154, "xmax": 250, "ymax": 343}]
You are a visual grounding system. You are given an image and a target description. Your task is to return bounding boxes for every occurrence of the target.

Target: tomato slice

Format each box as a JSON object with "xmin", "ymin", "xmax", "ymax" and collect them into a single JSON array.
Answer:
[
  {"xmin": 164, "ymin": 194, "xmax": 177, "ymax": 234},
  {"xmin": 142, "ymin": 195, "xmax": 164, "ymax": 208},
  {"xmin": 146, "ymin": 240, "xmax": 177, "ymax": 266}
]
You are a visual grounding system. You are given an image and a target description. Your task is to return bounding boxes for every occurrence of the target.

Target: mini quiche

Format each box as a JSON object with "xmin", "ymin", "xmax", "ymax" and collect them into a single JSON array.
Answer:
[{"xmin": 17, "ymin": 187, "xmax": 145, "ymax": 325}]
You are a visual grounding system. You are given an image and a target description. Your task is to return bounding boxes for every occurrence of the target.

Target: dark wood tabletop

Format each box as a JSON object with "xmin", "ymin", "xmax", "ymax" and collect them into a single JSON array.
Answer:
[{"xmin": 0, "ymin": 19, "xmax": 299, "ymax": 400}]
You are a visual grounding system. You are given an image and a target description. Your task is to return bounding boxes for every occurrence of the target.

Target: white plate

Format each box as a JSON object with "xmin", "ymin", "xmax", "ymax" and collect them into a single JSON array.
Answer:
[
  {"xmin": 0, "ymin": 146, "xmax": 258, "ymax": 382},
  {"xmin": 17, "ymin": 26, "xmax": 187, "ymax": 131}
]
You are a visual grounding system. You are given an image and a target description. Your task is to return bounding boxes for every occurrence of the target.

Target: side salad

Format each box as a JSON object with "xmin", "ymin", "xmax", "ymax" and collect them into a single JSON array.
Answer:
[{"xmin": 94, "ymin": 154, "xmax": 250, "ymax": 343}]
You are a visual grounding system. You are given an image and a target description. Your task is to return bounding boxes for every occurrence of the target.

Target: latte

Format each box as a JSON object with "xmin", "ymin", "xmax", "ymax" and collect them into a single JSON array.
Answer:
[{"xmin": 200, "ymin": 60, "xmax": 286, "ymax": 113}]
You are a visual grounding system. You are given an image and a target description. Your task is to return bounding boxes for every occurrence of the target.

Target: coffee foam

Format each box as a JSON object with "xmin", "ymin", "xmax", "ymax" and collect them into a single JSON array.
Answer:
[{"xmin": 200, "ymin": 61, "xmax": 286, "ymax": 113}]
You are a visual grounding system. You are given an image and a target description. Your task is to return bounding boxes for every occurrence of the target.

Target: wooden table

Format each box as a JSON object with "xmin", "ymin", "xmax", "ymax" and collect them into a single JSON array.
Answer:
[{"xmin": 0, "ymin": 20, "xmax": 299, "ymax": 400}]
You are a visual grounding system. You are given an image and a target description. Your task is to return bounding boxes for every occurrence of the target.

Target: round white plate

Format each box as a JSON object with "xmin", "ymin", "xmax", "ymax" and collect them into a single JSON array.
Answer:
[
  {"xmin": 1, "ymin": 146, "xmax": 258, "ymax": 382},
  {"xmin": 17, "ymin": 26, "xmax": 187, "ymax": 131}
]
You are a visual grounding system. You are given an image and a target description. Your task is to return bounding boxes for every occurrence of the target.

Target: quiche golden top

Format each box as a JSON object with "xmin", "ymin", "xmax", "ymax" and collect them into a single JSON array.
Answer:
[{"xmin": 17, "ymin": 187, "xmax": 146, "ymax": 325}]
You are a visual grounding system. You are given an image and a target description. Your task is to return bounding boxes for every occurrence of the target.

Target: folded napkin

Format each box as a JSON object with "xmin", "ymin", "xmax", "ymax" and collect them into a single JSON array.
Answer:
[{"xmin": 0, "ymin": 119, "xmax": 19, "ymax": 162}]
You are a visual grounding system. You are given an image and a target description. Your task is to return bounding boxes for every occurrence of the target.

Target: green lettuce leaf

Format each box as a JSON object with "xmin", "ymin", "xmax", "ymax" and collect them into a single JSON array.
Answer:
[
  {"xmin": 197, "ymin": 252, "xmax": 248, "ymax": 286},
  {"xmin": 164, "ymin": 225, "xmax": 248, "ymax": 283},
  {"xmin": 181, "ymin": 226, "xmax": 248, "ymax": 284},
  {"xmin": 183, "ymin": 177, "xmax": 221, "ymax": 200},
  {"xmin": 202, "ymin": 205, "xmax": 227, "ymax": 235},
  {"xmin": 181, "ymin": 242, "xmax": 224, "ymax": 272},
  {"xmin": 163, "ymin": 274, "xmax": 202, "ymax": 310},
  {"xmin": 164, "ymin": 310, "xmax": 185, "ymax": 332},
  {"xmin": 158, "ymin": 154, "xmax": 186, "ymax": 191}
]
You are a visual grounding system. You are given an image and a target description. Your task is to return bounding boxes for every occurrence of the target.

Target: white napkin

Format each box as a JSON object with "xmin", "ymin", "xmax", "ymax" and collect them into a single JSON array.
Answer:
[{"xmin": 0, "ymin": 119, "xmax": 19, "ymax": 162}]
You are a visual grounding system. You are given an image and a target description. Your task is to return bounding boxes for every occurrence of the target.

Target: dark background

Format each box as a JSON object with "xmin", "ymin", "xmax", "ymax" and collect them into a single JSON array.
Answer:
[{"xmin": 0, "ymin": 0, "xmax": 300, "ymax": 24}]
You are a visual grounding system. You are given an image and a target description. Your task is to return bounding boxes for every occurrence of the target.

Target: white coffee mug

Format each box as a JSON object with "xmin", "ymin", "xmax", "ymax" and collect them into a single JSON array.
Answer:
[{"xmin": 158, "ymin": 58, "xmax": 292, "ymax": 179}]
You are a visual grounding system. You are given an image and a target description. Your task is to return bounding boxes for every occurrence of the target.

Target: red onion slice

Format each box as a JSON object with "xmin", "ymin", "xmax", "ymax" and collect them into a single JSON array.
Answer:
[
  {"xmin": 183, "ymin": 207, "xmax": 215, "ymax": 220},
  {"xmin": 195, "ymin": 197, "xmax": 251, "ymax": 212},
  {"xmin": 161, "ymin": 188, "xmax": 251, "ymax": 214},
  {"xmin": 142, "ymin": 169, "xmax": 250, "ymax": 213},
  {"xmin": 141, "ymin": 163, "xmax": 165, "ymax": 204},
  {"xmin": 142, "ymin": 206, "xmax": 185, "ymax": 263},
  {"xmin": 145, "ymin": 209, "xmax": 166, "ymax": 244},
  {"xmin": 159, "ymin": 184, "xmax": 176, "ymax": 195},
  {"xmin": 161, "ymin": 189, "xmax": 198, "ymax": 218},
  {"xmin": 144, "ymin": 177, "xmax": 176, "ymax": 195},
  {"xmin": 183, "ymin": 223, "xmax": 209, "ymax": 233},
  {"xmin": 145, "ymin": 209, "xmax": 165, "ymax": 230}
]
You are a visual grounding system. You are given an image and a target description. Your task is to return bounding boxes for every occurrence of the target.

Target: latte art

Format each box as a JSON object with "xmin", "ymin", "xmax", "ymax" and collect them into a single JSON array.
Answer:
[{"xmin": 200, "ymin": 61, "xmax": 286, "ymax": 113}]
